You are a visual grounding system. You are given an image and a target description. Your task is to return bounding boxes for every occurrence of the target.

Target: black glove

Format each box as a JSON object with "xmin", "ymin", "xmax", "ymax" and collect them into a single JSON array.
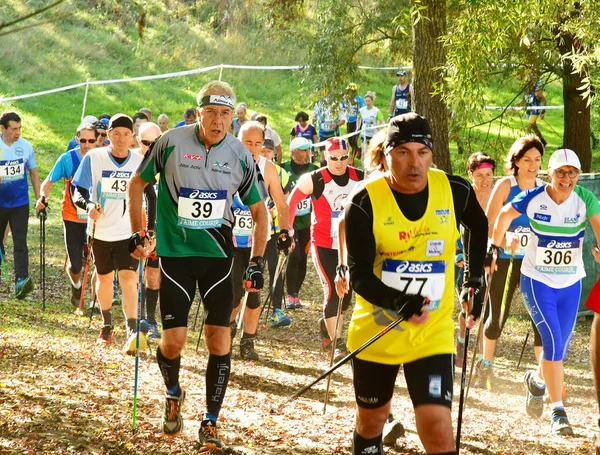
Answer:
[
  {"xmin": 460, "ymin": 279, "xmax": 483, "ymax": 319},
  {"xmin": 129, "ymin": 230, "xmax": 148, "ymax": 254},
  {"xmin": 276, "ymin": 229, "xmax": 293, "ymax": 255},
  {"xmin": 483, "ymin": 244, "xmax": 500, "ymax": 268},
  {"xmin": 244, "ymin": 258, "xmax": 264, "ymax": 290},
  {"xmin": 393, "ymin": 293, "xmax": 429, "ymax": 321},
  {"xmin": 336, "ymin": 264, "xmax": 349, "ymax": 280}
]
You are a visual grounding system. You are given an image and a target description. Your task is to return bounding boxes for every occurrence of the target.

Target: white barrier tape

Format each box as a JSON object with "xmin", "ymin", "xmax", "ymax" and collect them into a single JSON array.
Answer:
[
  {"xmin": 0, "ymin": 63, "xmax": 413, "ymax": 104},
  {"xmin": 312, "ymin": 122, "xmax": 389, "ymax": 148},
  {"xmin": 485, "ymin": 105, "xmax": 564, "ymax": 111}
]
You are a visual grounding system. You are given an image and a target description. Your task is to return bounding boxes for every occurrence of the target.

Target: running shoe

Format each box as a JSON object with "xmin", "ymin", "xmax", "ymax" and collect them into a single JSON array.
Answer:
[
  {"xmin": 319, "ymin": 317, "xmax": 331, "ymax": 352},
  {"xmin": 473, "ymin": 359, "xmax": 493, "ymax": 391},
  {"xmin": 123, "ymin": 330, "xmax": 147, "ymax": 356},
  {"xmin": 270, "ymin": 308, "xmax": 292, "ymax": 328},
  {"xmin": 550, "ymin": 408, "xmax": 573, "ymax": 436},
  {"xmin": 148, "ymin": 323, "xmax": 161, "ymax": 339},
  {"xmin": 455, "ymin": 338, "xmax": 465, "ymax": 369},
  {"xmin": 285, "ymin": 294, "xmax": 302, "ymax": 310},
  {"xmin": 382, "ymin": 414, "xmax": 405, "ymax": 446},
  {"xmin": 70, "ymin": 284, "xmax": 82, "ymax": 308},
  {"xmin": 163, "ymin": 389, "xmax": 186, "ymax": 435},
  {"xmin": 524, "ymin": 369, "xmax": 545, "ymax": 418},
  {"xmin": 333, "ymin": 339, "xmax": 349, "ymax": 363},
  {"xmin": 198, "ymin": 418, "xmax": 223, "ymax": 452},
  {"xmin": 15, "ymin": 277, "xmax": 34, "ymax": 300},
  {"xmin": 139, "ymin": 319, "xmax": 151, "ymax": 334},
  {"xmin": 97, "ymin": 325, "xmax": 114, "ymax": 346},
  {"xmin": 240, "ymin": 338, "xmax": 259, "ymax": 361}
]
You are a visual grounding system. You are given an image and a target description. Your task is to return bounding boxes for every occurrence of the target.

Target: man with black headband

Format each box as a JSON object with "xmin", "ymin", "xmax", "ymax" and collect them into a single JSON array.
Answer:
[
  {"xmin": 128, "ymin": 80, "xmax": 268, "ymax": 451},
  {"xmin": 343, "ymin": 113, "xmax": 488, "ymax": 455},
  {"xmin": 72, "ymin": 113, "xmax": 146, "ymax": 351}
]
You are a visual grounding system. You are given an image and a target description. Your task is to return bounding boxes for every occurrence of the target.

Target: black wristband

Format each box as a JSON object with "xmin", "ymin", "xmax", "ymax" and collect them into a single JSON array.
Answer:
[{"xmin": 250, "ymin": 256, "xmax": 265, "ymax": 270}]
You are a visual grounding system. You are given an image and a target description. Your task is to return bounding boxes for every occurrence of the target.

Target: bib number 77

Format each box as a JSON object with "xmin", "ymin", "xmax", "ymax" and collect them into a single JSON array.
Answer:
[{"xmin": 399, "ymin": 276, "xmax": 427, "ymax": 294}]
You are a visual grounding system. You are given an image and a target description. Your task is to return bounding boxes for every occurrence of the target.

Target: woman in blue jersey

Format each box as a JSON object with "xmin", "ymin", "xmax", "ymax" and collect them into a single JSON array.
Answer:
[
  {"xmin": 476, "ymin": 136, "xmax": 544, "ymax": 389},
  {"xmin": 491, "ymin": 148, "xmax": 600, "ymax": 435}
]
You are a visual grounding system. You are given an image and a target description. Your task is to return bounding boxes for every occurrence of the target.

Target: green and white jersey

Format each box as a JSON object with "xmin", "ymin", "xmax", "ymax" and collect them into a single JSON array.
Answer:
[
  {"xmin": 137, "ymin": 124, "xmax": 263, "ymax": 258},
  {"xmin": 511, "ymin": 184, "xmax": 600, "ymax": 288}
]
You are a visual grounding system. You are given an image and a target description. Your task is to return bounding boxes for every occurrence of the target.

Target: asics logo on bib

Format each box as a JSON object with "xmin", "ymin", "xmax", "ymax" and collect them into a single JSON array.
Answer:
[
  {"xmin": 547, "ymin": 240, "xmax": 575, "ymax": 249},
  {"xmin": 3, "ymin": 159, "xmax": 20, "ymax": 166},
  {"xmin": 233, "ymin": 208, "xmax": 251, "ymax": 216},
  {"xmin": 189, "ymin": 190, "xmax": 219, "ymax": 199},
  {"xmin": 108, "ymin": 171, "xmax": 131, "ymax": 179},
  {"xmin": 513, "ymin": 226, "xmax": 530, "ymax": 233},
  {"xmin": 395, "ymin": 261, "xmax": 433, "ymax": 274}
]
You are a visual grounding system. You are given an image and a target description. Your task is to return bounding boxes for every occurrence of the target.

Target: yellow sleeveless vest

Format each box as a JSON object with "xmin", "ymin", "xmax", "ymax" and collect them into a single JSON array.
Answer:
[{"xmin": 347, "ymin": 169, "xmax": 458, "ymax": 365}]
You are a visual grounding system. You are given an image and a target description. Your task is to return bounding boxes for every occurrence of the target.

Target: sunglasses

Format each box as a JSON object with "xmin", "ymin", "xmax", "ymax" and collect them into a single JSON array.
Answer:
[
  {"xmin": 328, "ymin": 154, "xmax": 349, "ymax": 162},
  {"xmin": 140, "ymin": 139, "xmax": 154, "ymax": 147},
  {"xmin": 79, "ymin": 139, "xmax": 96, "ymax": 144},
  {"xmin": 98, "ymin": 132, "xmax": 107, "ymax": 137}
]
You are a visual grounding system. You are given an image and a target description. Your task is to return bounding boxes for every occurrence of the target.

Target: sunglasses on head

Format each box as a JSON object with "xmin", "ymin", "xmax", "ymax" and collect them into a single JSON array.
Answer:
[
  {"xmin": 140, "ymin": 139, "xmax": 154, "ymax": 147},
  {"xmin": 328, "ymin": 154, "xmax": 349, "ymax": 162},
  {"xmin": 78, "ymin": 139, "xmax": 96, "ymax": 144}
]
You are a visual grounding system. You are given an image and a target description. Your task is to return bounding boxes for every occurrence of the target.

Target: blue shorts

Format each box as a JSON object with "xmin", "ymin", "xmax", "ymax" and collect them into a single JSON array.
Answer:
[{"xmin": 520, "ymin": 275, "xmax": 581, "ymax": 361}]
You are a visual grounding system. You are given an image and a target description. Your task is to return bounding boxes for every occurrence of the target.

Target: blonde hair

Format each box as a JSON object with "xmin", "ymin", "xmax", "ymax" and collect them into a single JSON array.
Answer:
[
  {"xmin": 365, "ymin": 91, "xmax": 376, "ymax": 101},
  {"xmin": 364, "ymin": 129, "xmax": 387, "ymax": 172},
  {"xmin": 196, "ymin": 81, "xmax": 236, "ymax": 105}
]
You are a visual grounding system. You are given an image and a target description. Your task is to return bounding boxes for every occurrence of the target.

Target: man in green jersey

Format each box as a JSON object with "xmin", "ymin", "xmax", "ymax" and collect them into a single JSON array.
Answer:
[{"xmin": 128, "ymin": 80, "xmax": 269, "ymax": 451}]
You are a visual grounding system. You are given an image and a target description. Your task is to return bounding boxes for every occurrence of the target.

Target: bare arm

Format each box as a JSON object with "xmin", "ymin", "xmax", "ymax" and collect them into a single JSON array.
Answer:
[
  {"xmin": 265, "ymin": 161, "xmax": 289, "ymax": 231},
  {"xmin": 389, "ymin": 86, "xmax": 396, "ymax": 116},
  {"xmin": 29, "ymin": 168, "xmax": 41, "ymax": 200},
  {"xmin": 491, "ymin": 204, "xmax": 521, "ymax": 247},
  {"xmin": 35, "ymin": 177, "xmax": 53, "ymax": 210},
  {"xmin": 128, "ymin": 174, "xmax": 147, "ymax": 234},
  {"xmin": 248, "ymin": 200, "xmax": 269, "ymax": 258},
  {"xmin": 287, "ymin": 172, "xmax": 314, "ymax": 228},
  {"xmin": 485, "ymin": 178, "xmax": 510, "ymax": 240}
]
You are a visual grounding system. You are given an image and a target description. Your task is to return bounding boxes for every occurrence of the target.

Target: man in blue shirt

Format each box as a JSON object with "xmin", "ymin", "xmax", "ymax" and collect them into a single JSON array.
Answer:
[
  {"xmin": 0, "ymin": 111, "xmax": 42, "ymax": 299},
  {"xmin": 343, "ymin": 83, "xmax": 365, "ymax": 158},
  {"xmin": 174, "ymin": 108, "xmax": 197, "ymax": 128}
]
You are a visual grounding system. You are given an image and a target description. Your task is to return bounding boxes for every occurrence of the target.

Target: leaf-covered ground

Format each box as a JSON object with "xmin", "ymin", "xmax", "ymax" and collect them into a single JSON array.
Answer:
[{"xmin": 0, "ymin": 235, "xmax": 599, "ymax": 454}]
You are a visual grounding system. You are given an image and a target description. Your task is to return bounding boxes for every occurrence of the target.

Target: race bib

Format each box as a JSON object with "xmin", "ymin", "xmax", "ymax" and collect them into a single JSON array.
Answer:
[
  {"xmin": 232, "ymin": 207, "xmax": 253, "ymax": 236},
  {"xmin": 101, "ymin": 170, "xmax": 132, "ymax": 200},
  {"xmin": 395, "ymin": 99, "xmax": 408, "ymax": 110},
  {"xmin": 330, "ymin": 210, "xmax": 342, "ymax": 239},
  {"xmin": 504, "ymin": 226, "xmax": 530, "ymax": 257},
  {"xmin": 321, "ymin": 120, "xmax": 335, "ymax": 131},
  {"xmin": 0, "ymin": 159, "xmax": 25, "ymax": 182},
  {"xmin": 297, "ymin": 197, "xmax": 311, "ymax": 217},
  {"xmin": 381, "ymin": 259, "xmax": 446, "ymax": 311},
  {"xmin": 534, "ymin": 238, "xmax": 580, "ymax": 275},
  {"xmin": 76, "ymin": 204, "xmax": 88, "ymax": 221},
  {"xmin": 177, "ymin": 188, "xmax": 227, "ymax": 229}
]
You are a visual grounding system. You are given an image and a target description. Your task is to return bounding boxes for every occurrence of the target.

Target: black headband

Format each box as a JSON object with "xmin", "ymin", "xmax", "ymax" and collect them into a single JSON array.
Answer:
[{"xmin": 199, "ymin": 95, "xmax": 235, "ymax": 109}]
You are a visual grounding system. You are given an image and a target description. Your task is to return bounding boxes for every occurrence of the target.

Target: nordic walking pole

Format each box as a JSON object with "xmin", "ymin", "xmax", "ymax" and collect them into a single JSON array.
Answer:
[
  {"xmin": 323, "ymin": 294, "xmax": 344, "ymax": 414},
  {"xmin": 456, "ymin": 289, "xmax": 474, "ymax": 453},
  {"xmin": 465, "ymin": 268, "xmax": 494, "ymax": 403},
  {"xmin": 78, "ymin": 219, "xmax": 97, "ymax": 315},
  {"xmin": 37, "ymin": 198, "xmax": 48, "ymax": 310},
  {"xmin": 270, "ymin": 308, "xmax": 416, "ymax": 414},
  {"xmin": 259, "ymin": 253, "xmax": 288, "ymax": 328},
  {"xmin": 516, "ymin": 329, "xmax": 531, "ymax": 369},
  {"xmin": 132, "ymin": 259, "xmax": 144, "ymax": 434}
]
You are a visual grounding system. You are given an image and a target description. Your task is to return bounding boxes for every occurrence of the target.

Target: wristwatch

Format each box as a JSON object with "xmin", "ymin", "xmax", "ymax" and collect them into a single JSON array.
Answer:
[{"xmin": 250, "ymin": 256, "xmax": 265, "ymax": 270}]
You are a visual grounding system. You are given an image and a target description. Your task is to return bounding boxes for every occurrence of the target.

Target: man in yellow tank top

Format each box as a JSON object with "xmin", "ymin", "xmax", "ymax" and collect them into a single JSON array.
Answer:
[{"xmin": 344, "ymin": 113, "xmax": 488, "ymax": 455}]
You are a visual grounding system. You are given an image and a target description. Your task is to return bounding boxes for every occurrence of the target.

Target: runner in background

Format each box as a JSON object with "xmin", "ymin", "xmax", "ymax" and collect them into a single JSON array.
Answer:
[
  {"xmin": 287, "ymin": 137, "xmax": 363, "ymax": 361},
  {"xmin": 157, "ymin": 114, "xmax": 169, "ymax": 133},
  {"xmin": 454, "ymin": 152, "xmax": 495, "ymax": 368},
  {"xmin": 282, "ymin": 137, "xmax": 318, "ymax": 310},
  {"xmin": 343, "ymin": 83, "xmax": 365, "ymax": 159},
  {"xmin": 312, "ymin": 101, "xmax": 346, "ymax": 165},
  {"xmin": 476, "ymin": 136, "xmax": 545, "ymax": 389},
  {"xmin": 256, "ymin": 114, "xmax": 283, "ymax": 164},
  {"xmin": 0, "ymin": 111, "xmax": 41, "ymax": 299},
  {"xmin": 359, "ymin": 91, "xmax": 385, "ymax": 159},
  {"xmin": 35, "ymin": 123, "xmax": 98, "ymax": 308},
  {"xmin": 231, "ymin": 102, "xmax": 248, "ymax": 137},
  {"xmin": 388, "ymin": 70, "xmax": 413, "ymax": 118}
]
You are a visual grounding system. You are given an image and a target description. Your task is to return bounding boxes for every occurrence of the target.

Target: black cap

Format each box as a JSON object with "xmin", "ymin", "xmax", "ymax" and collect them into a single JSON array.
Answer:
[
  {"xmin": 263, "ymin": 138, "xmax": 275, "ymax": 150},
  {"xmin": 108, "ymin": 113, "xmax": 134, "ymax": 131},
  {"xmin": 384, "ymin": 113, "xmax": 433, "ymax": 152}
]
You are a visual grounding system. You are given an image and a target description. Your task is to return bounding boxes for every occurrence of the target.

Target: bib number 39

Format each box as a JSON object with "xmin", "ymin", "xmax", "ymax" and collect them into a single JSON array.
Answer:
[{"xmin": 178, "ymin": 188, "xmax": 227, "ymax": 229}]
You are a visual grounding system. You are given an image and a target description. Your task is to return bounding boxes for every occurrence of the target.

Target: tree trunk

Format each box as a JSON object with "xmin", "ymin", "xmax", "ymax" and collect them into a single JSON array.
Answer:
[
  {"xmin": 412, "ymin": 0, "xmax": 451, "ymax": 172},
  {"xmin": 556, "ymin": 31, "xmax": 591, "ymax": 172}
]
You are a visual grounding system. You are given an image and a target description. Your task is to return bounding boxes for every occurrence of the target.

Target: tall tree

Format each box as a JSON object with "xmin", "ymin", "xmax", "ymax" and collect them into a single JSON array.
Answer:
[
  {"xmin": 412, "ymin": 0, "xmax": 450, "ymax": 171},
  {"xmin": 443, "ymin": 0, "xmax": 600, "ymax": 171}
]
